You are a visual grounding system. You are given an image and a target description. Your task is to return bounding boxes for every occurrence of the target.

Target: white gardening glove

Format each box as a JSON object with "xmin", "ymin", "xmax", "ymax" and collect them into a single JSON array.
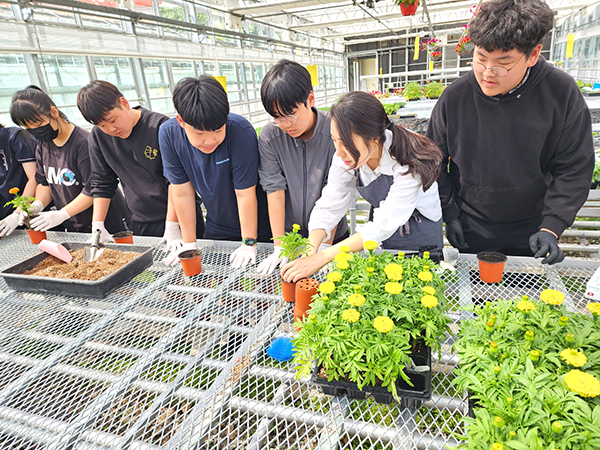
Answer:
[
  {"xmin": 30, "ymin": 208, "xmax": 71, "ymax": 231},
  {"xmin": 90, "ymin": 221, "xmax": 114, "ymax": 243},
  {"xmin": 256, "ymin": 246, "xmax": 288, "ymax": 275},
  {"xmin": 160, "ymin": 221, "xmax": 183, "ymax": 253},
  {"xmin": 163, "ymin": 242, "xmax": 197, "ymax": 266},
  {"xmin": 230, "ymin": 244, "xmax": 258, "ymax": 269},
  {"xmin": 0, "ymin": 211, "xmax": 20, "ymax": 236},
  {"xmin": 18, "ymin": 199, "xmax": 44, "ymax": 226}
]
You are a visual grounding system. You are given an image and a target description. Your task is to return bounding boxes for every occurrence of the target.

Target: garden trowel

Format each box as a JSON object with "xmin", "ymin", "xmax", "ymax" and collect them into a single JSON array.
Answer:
[{"xmin": 84, "ymin": 229, "xmax": 105, "ymax": 262}]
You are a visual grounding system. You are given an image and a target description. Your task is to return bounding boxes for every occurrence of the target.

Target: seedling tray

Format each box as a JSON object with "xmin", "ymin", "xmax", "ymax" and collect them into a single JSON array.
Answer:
[
  {"xmin": 312, "ymin": 345, "xmax": 432, "ymax": 404},
  {"xmin": 0, "ymin": 242, "xmax": 154, "ymax": 298}
]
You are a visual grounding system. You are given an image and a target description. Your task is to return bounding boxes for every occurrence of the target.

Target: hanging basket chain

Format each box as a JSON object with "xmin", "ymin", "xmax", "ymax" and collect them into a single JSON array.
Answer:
[{"xmin": 28, "ymin": 7, "xmax": 52, "ymax": 95}]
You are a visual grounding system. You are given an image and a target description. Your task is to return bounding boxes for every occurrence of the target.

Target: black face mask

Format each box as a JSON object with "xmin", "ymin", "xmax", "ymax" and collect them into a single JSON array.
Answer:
[{"xmin": 27, "ymin": 123, "xmax": 59, "ymax": 142}]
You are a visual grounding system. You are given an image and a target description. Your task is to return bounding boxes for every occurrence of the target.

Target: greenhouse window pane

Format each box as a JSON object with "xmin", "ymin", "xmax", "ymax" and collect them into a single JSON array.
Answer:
[
  {"xmin": 0, "ymin": 54, "xmax": 32, "ymax": 125},
  {"xmin": 142, "ymin": 59, "xmax": 174, "ymax": 114},
  {"xmin": 171, "ymin": 60, "xmax": 195, "ymax": 85},
  {"xmin": 92, "ymin": 57, "xmax": 137, "ymax": 104}
]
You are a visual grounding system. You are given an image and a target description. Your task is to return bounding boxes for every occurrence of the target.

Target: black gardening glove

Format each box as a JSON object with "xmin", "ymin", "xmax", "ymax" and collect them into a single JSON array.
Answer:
[
  {"xmin": 445, "ymin": 218, "xmax": 469, "ymax": 251},
  {"xmin": 529, "ymin": 230, "xmax": 565, "ymax": 265}
]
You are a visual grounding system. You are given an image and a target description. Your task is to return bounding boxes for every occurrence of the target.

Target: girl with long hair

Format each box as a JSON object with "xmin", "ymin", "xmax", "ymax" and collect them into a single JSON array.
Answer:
[
  {"xmin": 281, "ymin": 90, "xmax": 444, "ymax": 281},
  {"xmin": 10, "ymin": 85, "xmax": 129, "ymax": 233}
]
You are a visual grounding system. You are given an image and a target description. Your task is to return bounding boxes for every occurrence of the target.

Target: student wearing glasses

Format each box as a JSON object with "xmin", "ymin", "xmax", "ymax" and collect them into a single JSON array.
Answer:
[
  {"xmin": 256, "ymin": 60, "xmax": 349, "ymax": 275},
  {"xmin": 426, "ymin": 0, "xmax": 594, "ymax": 264}
]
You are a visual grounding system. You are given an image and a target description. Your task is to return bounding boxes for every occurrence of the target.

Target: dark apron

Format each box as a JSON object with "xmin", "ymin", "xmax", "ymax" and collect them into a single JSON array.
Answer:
[{"xmin": 356, "ymin": 172, "xmax": 443, "ymax": 251}]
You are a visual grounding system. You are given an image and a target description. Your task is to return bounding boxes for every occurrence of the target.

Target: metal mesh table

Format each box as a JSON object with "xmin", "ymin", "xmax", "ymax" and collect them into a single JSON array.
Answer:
[{"xmin": 0, "ymin": 231, "xmax": 598, "ymax": 450}]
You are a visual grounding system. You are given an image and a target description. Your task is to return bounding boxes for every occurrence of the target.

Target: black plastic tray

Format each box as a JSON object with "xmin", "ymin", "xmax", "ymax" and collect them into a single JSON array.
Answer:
[
  {"xmin": 0, "ymin": 242, "xmax": 154, "ymax": 298},
  {"xmin": 312, "ymin": 344, "xmax": 432, "ymax": 404}
]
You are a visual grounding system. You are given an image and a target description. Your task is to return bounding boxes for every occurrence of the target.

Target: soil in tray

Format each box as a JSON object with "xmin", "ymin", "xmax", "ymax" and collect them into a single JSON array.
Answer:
[{"xmin": 24, "ymin": 248, "xmax": 138, "ymax": 281}]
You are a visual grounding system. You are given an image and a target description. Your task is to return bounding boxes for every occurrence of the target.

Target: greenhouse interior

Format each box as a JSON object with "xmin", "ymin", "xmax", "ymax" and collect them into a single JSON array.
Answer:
[{"xmin": 1, "ymin": 0, "xmax": 600, "ymax": 449}]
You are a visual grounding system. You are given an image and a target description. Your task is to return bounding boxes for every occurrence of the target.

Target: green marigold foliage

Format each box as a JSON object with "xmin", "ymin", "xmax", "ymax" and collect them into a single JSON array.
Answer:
[
  {"xmin": 453, "ymin": 295, "xmax": 600, "ymax": 450},
  {"xmin": 293, "ymin": 248, "xmax": 452, "ymax": 401}
]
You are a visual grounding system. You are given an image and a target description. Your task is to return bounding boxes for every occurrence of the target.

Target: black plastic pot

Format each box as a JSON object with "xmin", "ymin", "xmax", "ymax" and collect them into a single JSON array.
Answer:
[{"xmin": 312, "ymin": 343, "xmax": 432, "ymax": 404}]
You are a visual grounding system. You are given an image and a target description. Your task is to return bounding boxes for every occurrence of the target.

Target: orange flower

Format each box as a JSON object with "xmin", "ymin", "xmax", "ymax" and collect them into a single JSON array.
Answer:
[{"xmin": 8, "ymin": 187, "xmax": 19, "ymax": 195}]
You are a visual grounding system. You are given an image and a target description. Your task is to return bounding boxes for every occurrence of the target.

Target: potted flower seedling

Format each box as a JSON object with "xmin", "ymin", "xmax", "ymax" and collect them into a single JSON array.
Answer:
[
  {"xmin": 402, "ymin": 81, "xmax": 423, "ymax": 101},
  {"xmin": 423, "ymin": 81, "xmax": 445, "ymax": 99},
  {"xmin": 4, "ymin": 187, "xmax": 45, "ymax": 244},
  {"xmin": 276, "ymin": 223, "xmax": 312, "ymax": 302},
  {"xmin": 454, "ymin": 291, "xmax": 600, "ymax": 450},
  {"xmin": 394, "ymin": 0, "xmax": 418, "ymax": 16},
  {"xmin": 292, "ymin": 242, "xmax": 452, "ymax": 403},
  {"xmin": 430, "ymin": 50, "xmax": 442, "ymax": 61}
]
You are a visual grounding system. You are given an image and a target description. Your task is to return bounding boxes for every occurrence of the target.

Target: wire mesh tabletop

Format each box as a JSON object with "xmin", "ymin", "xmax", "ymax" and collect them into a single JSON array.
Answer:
[{"xmin": 0, "ymin": 231, "xmax": 598, "ymax": 449}]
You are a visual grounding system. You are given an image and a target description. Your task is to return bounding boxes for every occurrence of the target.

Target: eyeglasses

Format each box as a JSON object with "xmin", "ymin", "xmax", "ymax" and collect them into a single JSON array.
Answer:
[
  {"xmin": 470, "ymin": 54, "xmax": 525, "ymax": 77},
  {"xmin": 270, "ymin": 111, "xmax": 299, "ymax": 126}
]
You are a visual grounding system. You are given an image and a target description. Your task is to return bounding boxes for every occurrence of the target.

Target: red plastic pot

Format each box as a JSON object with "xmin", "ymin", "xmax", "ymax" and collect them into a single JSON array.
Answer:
[
  {"xmin": 477, "ymin": 251, "xmax": 507, "ymax": 283},
  {"xmin": 281, "ymin": 278, "xmax": 296, "ymax": 303},
  {"xmin": 294, "ymin": 278, "xmax": 319, "ymax": 331},
  {"xmin": 113, "ymin": 230, "xmax": 133, "ymax": 244},
  {"xmin": 179, "ymin": 249, "xmax": 202, "ymax": 277},
  {"xmin": 400, "ymin": 1, "xmax": 418, "ymax": 16},
  {"xmin": 27, "ymin": 229, "xmax": 47, "ymax": 244}
]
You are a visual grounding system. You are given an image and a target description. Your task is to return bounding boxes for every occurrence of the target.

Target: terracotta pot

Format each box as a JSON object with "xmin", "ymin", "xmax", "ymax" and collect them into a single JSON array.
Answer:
[
  {"xmin": 113, "ymin": 230, "xmax": 133, "ymax": 244},
  {"xmin": 294, "ymin": 278, "xmax": 319, "ymax": 330},
  {"xmin": 477, "ymin": 251, "xmax": 507, "ymax": 283},
  {"xmin": 27, "ymin": 229, "xmax": 46, "ymax": 244},
  {"xmin": 179, "ymin": 249, "xmax": 202, "ymax": 277},
  {"xmin": 400, "ymin": 1, "xmax": 418, "ymax": 16},
  {"xmin": 281, "ymin": 278, "xmax": 296, "ymax": 303}
]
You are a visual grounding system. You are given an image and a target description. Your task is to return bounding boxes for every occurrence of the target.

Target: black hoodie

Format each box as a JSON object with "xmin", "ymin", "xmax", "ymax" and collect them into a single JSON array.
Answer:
[{"xmin": 427, "ymin": 57, "xmax": 594, "ymax": 237}]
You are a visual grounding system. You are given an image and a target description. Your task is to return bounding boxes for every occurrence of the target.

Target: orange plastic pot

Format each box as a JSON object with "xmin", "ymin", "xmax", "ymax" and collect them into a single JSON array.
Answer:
[
  {"xmin": 113, "ymin": 230, "xmax": 133, "ymax": 244},
  {"xmin": 477, "ymin": 251, "xmax": 507, "ymax": 283},
  {"xmin": 294, "ymin": 278, "xmax": 319, "ymax": 331},
  {"xmin": 27, "ymin": 229, "xmax": 47, "ymax": 244},
  {"xmin": 179, "ymin": 249, "xmax": 202, "ymax": 277},
  {"xmin": 400, "ymin": 1, "xmax": 418, "ymax": 16},
  {"xmin": 281, "ymin": 279, "xmax": 296, "ymax": 303}
]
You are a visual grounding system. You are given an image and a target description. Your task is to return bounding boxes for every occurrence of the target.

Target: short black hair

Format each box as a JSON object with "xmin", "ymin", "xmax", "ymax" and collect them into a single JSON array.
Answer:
[
  {"xmin": 11, "ymin": 85, "xmax": 68, "ymax": 127},
  {"xmin": 469, "ymin": 0, "xmax": 555, "ymax": 55},
  {"xmin": 77, "ymin": 80, "xmax": 124, "ymax": 125},
  {"xmin": 260, "ymin": 59, "xmax": 313, "ymax": 118},
  {"xmin": 173, "ymin": 76, "xmax": 229, "ymax": 131}
]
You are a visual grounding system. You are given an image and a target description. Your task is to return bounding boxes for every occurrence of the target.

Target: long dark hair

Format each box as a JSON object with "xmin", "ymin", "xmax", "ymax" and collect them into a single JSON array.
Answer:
[
  {"xmin": 330, "ymin": 91, "xmax": 442, "ymax": 191},
  {"xmin": 10, "ymin": 85, "xmax": 69, "ymax": 127}
]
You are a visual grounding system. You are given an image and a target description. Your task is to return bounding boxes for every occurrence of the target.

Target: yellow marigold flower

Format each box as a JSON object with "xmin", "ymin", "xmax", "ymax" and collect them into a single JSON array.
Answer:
[
  {"xmin": 491, "ymin": 444, "xmax": 503, "ymax": 450},
  {"xmin": 334, "ymin": 253, "xmax": 352, "ymax": 263},
  {"xmin": 373, "ymin": 316, "xmax": 394, "ymax": 333},
  {"xmin": 327, "ymin": 271, "xmax": 343, "ymax": 283},
  {"xmin": 342, "ymin": 308, "xmax": 360, "ymax": 323},
  {"xmin": 564, "ymin": 370, "xmax": 600, "ymax": 397},
  {"xmin": 560, "ymin": 348, "xmax": 587, "ymax": 367},
  {"xmin": 366, "ymin": 267, "xmax": 375, "ymax": 274},
  {"xmin": 339, "ymin": 245, "xmax": 351, "ymax": 253},
  {"xmin": 354, "ymin": 284, "xmax": 362, "ymax": 292},
  {"xmin": 363, "ymin": 240, "xmax": 378, "ymax": 251},
  {"xmin": 385, "ymin": 282, "xmax": 403, "ymax": 295},
  {"xmin": 516, "ymin": 299, "xmax": 536, "ymax": 312},
  {"xmin": 337, "ymin": 260, "xmax": 349, "ymax": 270},
  {"xmin": 587, "ymin": 302, "xmax": 600, "ymax": 316},
  {"xmin": 348, "ymin": 293, "xmax": 366, "ymax": 307},
  {"xmin": 8, "ymin": 187, "xmax": 19, "ymax": 195},
  {"xmin": 292, "ymin": 223, "xmax": 301, "ymax": 233},
  {"xmin": 421, "ymin": 286, "xmax": 436, "ymax": 295},
  {"xmin": 418, "ymin": 271, "xmax": 433, "ymax": 282},
  {"xmin": 319, "ymin": 281, "xmax": 335, "ymax": 295},
  {"xmin": 540, "ymin": 289, "xmax": 565, "ymax": 305},
  {"xmin": 421, "ymin": 295, "xmax": 438, "ymax": 309},
  {"xmin": 384, "ymin": 264, "xmax": 403, "ymax": 281}
]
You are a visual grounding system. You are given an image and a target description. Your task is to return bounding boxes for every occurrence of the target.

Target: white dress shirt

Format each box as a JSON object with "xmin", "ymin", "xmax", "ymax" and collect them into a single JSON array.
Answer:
[{"xmin": 309, "ymin": 129, "xmax": 442, "ymax": 244}]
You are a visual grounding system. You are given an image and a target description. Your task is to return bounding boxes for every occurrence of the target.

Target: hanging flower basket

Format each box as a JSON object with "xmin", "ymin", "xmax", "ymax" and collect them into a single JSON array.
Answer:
[
  {"xmin": 399, "ymin": 0, "xmax": 418, "ymax": 16},
  {"xmin": 431, "ymin": 51, "xmax": 442, "ymax": 61}
]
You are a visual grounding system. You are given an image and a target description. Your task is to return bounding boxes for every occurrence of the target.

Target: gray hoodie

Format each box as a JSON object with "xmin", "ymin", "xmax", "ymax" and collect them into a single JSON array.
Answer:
[{"xmin": 258, "ymin": 108, "xmax": 348, "ymax": 241}]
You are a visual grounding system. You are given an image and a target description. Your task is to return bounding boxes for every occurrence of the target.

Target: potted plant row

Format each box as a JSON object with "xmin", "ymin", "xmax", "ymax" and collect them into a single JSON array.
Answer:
[
  {"xmin": 292, "ymin": 242, "xmax": 452, "ymax": 403},
  {"xmin": 453, "ymin": 291, "xmax": 600, "ymax": 450},
  {"xmin": 4, "ymin": 187, "xmax": 46, "ymax": 244}
]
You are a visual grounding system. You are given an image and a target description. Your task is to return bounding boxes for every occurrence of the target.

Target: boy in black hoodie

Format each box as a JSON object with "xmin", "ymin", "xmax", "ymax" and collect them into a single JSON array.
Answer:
[{"xmin": 427, "ymin": 0, "xmax": 594, "ymax": 264}]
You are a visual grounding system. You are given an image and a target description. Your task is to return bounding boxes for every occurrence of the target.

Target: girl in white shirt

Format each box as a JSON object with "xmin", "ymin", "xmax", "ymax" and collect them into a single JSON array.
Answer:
[{"xmin": 281, "ymin": 91, "xmax": 443, "ymax": 282}]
